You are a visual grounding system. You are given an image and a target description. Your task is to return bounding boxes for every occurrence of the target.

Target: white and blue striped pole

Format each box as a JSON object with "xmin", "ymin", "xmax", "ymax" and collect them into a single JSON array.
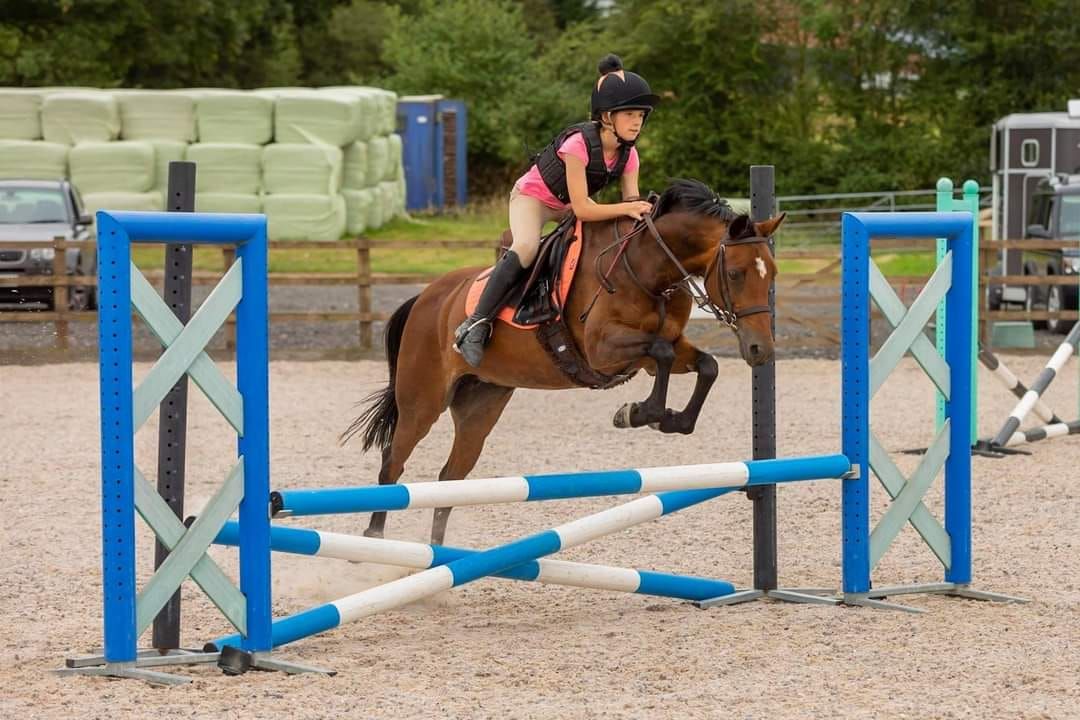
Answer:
[
  {"xmin": 271, "ymin": 455, "xmax": 849, "ymax": 518},
  {"xmin": 209, "ymin": 454, "xmax": 850, "ymax": 650},
  {"xmin": 990, "ymin": 322, "xmax": 1080, "ymax": 448},
  {"xmin": 213, "ymin": 522, "xmax": 738, "ymax": 602}
]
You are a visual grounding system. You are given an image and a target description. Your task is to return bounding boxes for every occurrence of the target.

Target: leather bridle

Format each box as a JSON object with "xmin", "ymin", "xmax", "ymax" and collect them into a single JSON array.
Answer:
[
  {"xmin": 697, "ymin": 225, "xmax": 773, "ymax": 329},
  {"xmin": 580, "ymin": 201, "xmax": 774, "ymax": 332}
]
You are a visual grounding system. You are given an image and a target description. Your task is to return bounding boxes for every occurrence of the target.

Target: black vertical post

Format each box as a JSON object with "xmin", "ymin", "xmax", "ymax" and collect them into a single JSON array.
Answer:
[
  {"xmin": 748, "ymin": 165, "xmax": 778, "ymax": 592},
  {"xmin": 152, "ymin": 161, "xmax": 196, "ymax": 651}
]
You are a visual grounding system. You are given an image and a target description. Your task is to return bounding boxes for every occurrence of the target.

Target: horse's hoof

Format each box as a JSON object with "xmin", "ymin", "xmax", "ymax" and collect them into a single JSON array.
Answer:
[
  {"xmin": 613, "ymin": 403, "xmax": 636, "ymax": 429},
  {"xmin": 648, "ymin": 421, "xmax": 660, "ymax": 431},
  {"xmin": 657, "ymin": 410, "xmax": 695, "ymax": 435},
  {"xmin": 363, "ymin": 528, "xmax": 384, "ymax": 539}
]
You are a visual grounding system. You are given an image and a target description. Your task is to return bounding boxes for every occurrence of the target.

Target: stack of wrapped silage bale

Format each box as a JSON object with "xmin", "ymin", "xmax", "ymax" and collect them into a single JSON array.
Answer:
[
  {"xmin": 0, "ymin": 86, "xmax": 407, "ymax": 241},
  {"xmin": 0, "ymin": 88, "xmax": 69, "ymax": 181},
  {"xmin": 259, "ymin": 89, "xmax": 349, "ymax": 242},
  {"xmin": 259, "ymin": 87, "xmax": 404, "ymax": 240},
  {"xmin": 322, "ymin": 86, "xmax": 406, "ymax": 236},
  {"xmin": 192, "ymin": 91, "xmax": 273, "ymax": 214}
]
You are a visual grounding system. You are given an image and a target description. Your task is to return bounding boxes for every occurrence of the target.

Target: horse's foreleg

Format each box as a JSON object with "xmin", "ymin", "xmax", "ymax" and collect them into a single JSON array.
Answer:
[
  {"xmin": 653, "ymin": 338, "xmax": 718, "ymax": 435},
  {"xmin": 613, "ymin": 336, "xmax": 675, "ymax": 429}
]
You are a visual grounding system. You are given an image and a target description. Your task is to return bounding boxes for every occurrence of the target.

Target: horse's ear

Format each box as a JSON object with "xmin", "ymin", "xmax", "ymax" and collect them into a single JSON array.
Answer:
[
  {"xmin": 753, "ymin": 212, "xmax": 787, "ymax": 237},
  {"xmin": 727, "ymin": 214, "xmax": 752, "ymax": 239}
]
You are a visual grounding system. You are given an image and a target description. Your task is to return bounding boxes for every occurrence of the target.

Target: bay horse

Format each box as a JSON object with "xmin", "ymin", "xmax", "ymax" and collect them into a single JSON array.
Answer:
[{"xmin": 344, "ymin": 178, "xmax": 783, "ymax": 544}]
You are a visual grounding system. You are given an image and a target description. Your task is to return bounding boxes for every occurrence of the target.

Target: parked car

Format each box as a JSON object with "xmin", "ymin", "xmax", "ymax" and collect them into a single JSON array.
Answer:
[{"xmin": 0, "ymin": 179, "xmax": 96, "ymax": 310}]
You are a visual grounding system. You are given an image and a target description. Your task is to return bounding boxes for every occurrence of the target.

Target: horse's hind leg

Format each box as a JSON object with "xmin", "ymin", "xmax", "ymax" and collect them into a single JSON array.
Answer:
[
  {"xmin": 364, "ymin": 382, "xmax": 446, "ymax": 539},
  {"xmin": 431, "ymin": 378, "xmax": 515, "ymax": 545}
]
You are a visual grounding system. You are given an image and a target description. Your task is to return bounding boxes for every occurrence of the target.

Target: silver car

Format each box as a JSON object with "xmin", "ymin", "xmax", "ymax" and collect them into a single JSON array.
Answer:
[{"xmin": 0, "ymin": 179, "xmax": 96, "ymax": 310}]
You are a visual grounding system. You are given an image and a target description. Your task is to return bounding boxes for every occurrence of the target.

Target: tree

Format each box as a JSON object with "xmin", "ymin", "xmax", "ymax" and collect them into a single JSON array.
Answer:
[
  {"xmin": 381, "ymin": 0, "xmax": 538, "ymax": 189},
  {"xmin": 0, "ymin": 0, "xmax": 304, "ymax": 88},
  {"xmin": 607, "ymin": 0, "xmax": 789, "ymax": 195}
]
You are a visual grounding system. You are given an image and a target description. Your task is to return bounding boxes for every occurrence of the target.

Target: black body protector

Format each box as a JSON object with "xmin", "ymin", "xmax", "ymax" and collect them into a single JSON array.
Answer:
[
  {"xmin": 532, "ymin": 65, "xmax": 659, "ymax": 204},
  {"xmin": 534, "ymin": 122, "xmax": 631, "ymax": 204}
]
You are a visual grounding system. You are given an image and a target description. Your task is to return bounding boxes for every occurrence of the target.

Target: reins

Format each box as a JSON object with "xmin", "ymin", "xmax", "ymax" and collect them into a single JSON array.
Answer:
[{"xmin": 579, "ymin": 204, "xmax": 772, "ymax": 331}]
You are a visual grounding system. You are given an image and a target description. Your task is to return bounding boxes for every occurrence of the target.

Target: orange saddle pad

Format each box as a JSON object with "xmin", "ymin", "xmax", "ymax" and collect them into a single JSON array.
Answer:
[{"xmin": 465, "ymin": 220, "xmax": 584, "ymax": 330}]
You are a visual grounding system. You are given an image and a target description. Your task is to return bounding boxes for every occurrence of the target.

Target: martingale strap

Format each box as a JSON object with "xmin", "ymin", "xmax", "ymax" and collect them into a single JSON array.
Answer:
[{"xmin": 535, "ymin": 318, "xmax": 637, "ymax": 390}]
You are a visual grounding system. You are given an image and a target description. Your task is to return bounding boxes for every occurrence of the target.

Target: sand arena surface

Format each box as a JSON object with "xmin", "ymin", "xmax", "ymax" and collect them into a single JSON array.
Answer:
[{"xmin": 1, "ymin": 356, "xmax": 1078, "ymax": 719}]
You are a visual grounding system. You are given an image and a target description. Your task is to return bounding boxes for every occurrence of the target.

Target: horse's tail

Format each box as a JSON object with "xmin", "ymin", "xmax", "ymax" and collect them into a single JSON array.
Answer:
[{"xmin": 340, "ymin": 294, "xmax": 420, "ymax": 453}]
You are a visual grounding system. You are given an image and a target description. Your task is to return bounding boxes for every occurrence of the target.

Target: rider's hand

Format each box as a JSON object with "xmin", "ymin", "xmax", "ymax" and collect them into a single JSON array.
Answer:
[{"xmin": 623, "ymin": 200, "xmax": 654, "ymax": 221}]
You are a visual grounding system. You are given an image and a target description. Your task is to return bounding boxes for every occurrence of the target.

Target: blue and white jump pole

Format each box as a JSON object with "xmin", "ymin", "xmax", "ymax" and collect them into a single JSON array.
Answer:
[
  {"xmin": 270, "ymin": 457, "xmax": 849, "ymax": 517},
  {"xmin": 214, "ymin": 520, "xmax": 741, "ymax": 602},
  {"xmin": 209, "ymin": 454, "xmax": 851, "ymax": 651}
]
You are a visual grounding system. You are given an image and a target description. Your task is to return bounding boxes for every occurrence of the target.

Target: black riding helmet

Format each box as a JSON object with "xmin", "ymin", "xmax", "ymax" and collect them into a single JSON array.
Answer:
[{"xmin": 590, "ymin": 54, "xmax": 660, "ymax": 124}]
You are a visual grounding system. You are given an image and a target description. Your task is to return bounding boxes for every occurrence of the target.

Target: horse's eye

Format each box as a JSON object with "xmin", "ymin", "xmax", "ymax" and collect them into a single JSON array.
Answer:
[{"xmin": 727, "ymin": 269, "xmax": 742, "ymax": 280}]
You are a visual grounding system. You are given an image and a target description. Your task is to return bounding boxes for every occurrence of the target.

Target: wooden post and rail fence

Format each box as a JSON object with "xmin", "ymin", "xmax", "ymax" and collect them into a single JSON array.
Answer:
[
  {"xmin": 2, "ymin": 234, "xmax": 1077, "ymax": 353},
  {"xmin": 0, "ymin": 236, "xmax": 502, "ymax": 351}
]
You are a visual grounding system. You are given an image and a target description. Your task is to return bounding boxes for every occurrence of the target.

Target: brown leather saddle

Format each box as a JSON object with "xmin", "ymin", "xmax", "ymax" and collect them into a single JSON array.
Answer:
[
  {"xmin": 495, "ymin": 214, "xmax": 636, "ymax": 390},
  {"xmin": 498, "ymin": 213, "xmax": 577, "ymax": 326}
]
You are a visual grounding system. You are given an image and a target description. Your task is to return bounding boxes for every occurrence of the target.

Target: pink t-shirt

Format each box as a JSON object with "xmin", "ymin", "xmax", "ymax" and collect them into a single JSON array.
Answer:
[{"xmin": 515, "ymin": 131, "xmax": 640, "ymax": 210}]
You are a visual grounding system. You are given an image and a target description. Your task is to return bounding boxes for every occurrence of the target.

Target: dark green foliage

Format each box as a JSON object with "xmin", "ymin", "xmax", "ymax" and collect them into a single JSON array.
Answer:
[{"xmin": 3, "ymin": 0, "xmax": 1080, "ymax": 194}]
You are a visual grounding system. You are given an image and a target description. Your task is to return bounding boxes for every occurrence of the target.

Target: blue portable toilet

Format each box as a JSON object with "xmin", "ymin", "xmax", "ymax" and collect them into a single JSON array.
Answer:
[{"xmin": 397, "ymin": 95, "xmax": 468, "ymax": 211}]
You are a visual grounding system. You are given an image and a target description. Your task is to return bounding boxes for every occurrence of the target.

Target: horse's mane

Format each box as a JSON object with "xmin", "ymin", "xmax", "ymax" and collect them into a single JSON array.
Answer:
[{"xmin": 654, "ymin": 178, "xmax": 740, "ymax": 222}]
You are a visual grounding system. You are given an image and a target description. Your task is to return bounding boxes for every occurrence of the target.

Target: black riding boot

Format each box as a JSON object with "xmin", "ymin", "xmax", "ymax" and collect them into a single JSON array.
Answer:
[{"xmin": 454, "ymin": 250, "xmax": 526, "ymax": 367}]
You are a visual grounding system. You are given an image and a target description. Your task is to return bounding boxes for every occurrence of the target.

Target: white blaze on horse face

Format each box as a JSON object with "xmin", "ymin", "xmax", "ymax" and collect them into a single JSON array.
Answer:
[{"xmin": 755, "ymin": 256, "xmax": 767, "ymax": 280}]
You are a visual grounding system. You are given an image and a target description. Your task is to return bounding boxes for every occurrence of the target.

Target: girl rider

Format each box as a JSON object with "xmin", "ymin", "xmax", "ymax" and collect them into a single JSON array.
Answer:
[{"xmin": 454, "ymin": 53, "xmax": 660, "ymax": 366}]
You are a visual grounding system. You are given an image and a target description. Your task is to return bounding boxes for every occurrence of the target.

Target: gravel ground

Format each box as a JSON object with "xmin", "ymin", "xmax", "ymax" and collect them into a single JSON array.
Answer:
[{"xmin": 1, "ymin": 353, "xmax": 1078, "ymax": 719}]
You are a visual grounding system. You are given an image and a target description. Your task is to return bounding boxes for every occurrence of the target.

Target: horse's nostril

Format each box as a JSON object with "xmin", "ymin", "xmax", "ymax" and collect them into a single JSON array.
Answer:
[{"xmin": 749, "ymin": 344, "xmax": 761, "ymax": 357}]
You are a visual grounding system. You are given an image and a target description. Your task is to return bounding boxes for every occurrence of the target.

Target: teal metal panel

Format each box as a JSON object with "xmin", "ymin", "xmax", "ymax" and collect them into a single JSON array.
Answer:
[
  {"xmin": 869, "ymin": 262, "xmax": 950, "ymax": 398},
  {"xmin": 962, "ymin": 180, "xmax": 980, "ymax": 445},
  {"xmin": 935, "ymin": 179, "xmax": 952, "ymax": 432},
  {"xmin": 135, "ymin": 463, "xmax": 245, "ymax": 634},
  {"xmin": 132, "ymin": 260, "xmax": 243, "ymax": 430},
  {"xmin": 130, "ymin": 269, "xmax": 244, "ymax": 434},
  {"xmin": 935, "ymin": 178, "xmax": 980, "ymax": 444}
]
